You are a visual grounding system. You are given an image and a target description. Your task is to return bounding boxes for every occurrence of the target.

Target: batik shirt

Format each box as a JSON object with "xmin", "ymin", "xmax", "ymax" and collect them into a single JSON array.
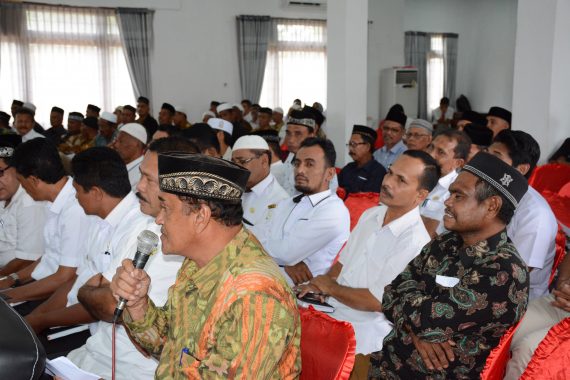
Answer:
[
  {"xmin": 369, "ymin": 230, "xmax": 529, "ymax": 380},
  {"xmin": 123, "ymin": 228, "xmax": 301, "ymax": 379}
]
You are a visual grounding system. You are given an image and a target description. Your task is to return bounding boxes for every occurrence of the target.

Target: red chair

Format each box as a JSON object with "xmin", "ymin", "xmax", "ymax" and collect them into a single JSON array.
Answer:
[
  {"xmin": 549, "ymin": 225, "xmax": 567, "ymax": 285},
  {"xmin": 520, "ymin": 317, "xmax": 570, "ymax": 379},
  {"xmin": 480, "ymin": 323, "xmax": 520, "ymax": 380},
  {"xmin": 560, "ymin": 182, "xmax": 570, "ymax": 197},
  {"xmin": 542, "ymin": 191, "xmax": 570, "ymax": 228},
  {"xmin": 343, "ymin": 192, "xmax": 380, "ymax": 230},
  {"xmin": 528, "ymin": 163, "xmax": 570, "ymax": 195},
  {"xmin": 299, "ymin": 306, "xmax": 356, "ymax": 380}
]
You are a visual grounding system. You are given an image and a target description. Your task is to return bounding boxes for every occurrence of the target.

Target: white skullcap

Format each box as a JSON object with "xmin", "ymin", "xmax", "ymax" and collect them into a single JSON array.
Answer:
[
  {"xmin": 175, "ymin": 106, "xmax": 186, "ymax": 116},
  {"xmin": 119, "ymin": 123, "xmax": 147, "ymax": 144},
  {"xmin": 207, "ymin": 117, "xmax": 233, "ymax": 135},
  {"xmin": 233, "ymin": 135, "xmax": 269, "ymax": 151},
  {"xmin": 101, "ymin": 111, "xmax": 117, "ymax": 124},
  {"xmin": 408, "ymin": 118, "xmax": 433, "ymax": 133},
  {"xmin": 273, "ymin": 107, "xmax": 284, "ymax": 114},
  {"xmin": 216, "ymin": 103, "xmax": 233, "ymax": 113},
  {"xmin": 202, "ymin": 111, "xmax": 215, "ymax": 119},
  {"xmin": 233, "ymin": 103, "xmax": 244, "ymax": 113},
  {"xmin": 22, "ymin": 102, "xmax": 36, "ymax": 112}
]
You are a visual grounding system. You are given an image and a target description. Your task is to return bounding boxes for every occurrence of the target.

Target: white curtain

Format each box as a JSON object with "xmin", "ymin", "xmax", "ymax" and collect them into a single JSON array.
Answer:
[
  {"xmin": 0, "ymin": 3, "xmax": 134, "ymax": 126},
  {"xmin": 259, "ymin": 18, "xmax": 327, "ymax": 110}
]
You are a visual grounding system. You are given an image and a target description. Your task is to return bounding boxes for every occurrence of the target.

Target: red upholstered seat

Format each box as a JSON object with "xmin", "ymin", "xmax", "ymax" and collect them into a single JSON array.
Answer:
[
  {"xmin": 299, "ymin": 306, "xmax": 356, "ymax": 380},
  {"xmin": 343, "ymin": 192, "xmax": 380, "ymax": 230},
  {"xmin": 480, "ymin": 323, "xmax": 520, "ymax": 380},
  {"xmin": 520, "ymin": 317, "xmax": 570, "ymax": 379},
  {"xmin": 528, "ymin": 163, "xmax": 570, "ymax": 194},
  {"xmin": 542, "ymin": 190, "xmax": 570, "ymax": 228},
  {"xmin": 550, "ymin": 225, "xmax": 567, "ymax": 285}
]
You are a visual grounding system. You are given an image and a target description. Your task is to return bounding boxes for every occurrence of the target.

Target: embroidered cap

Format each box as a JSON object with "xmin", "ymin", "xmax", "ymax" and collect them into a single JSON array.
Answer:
[
  {"xmin": 462, "ymin": 152, "xmax": 528, "ymax": 208},
  {"xmin": 158, "ymin": 153, "xmax": 250, "ymax": 203},
  {"xmin": 0, "ymin": 134, "xmax": 22, "ymax": 160},
  {"xmin": 287, "ymin": 110, "xmax": 316, "ymax": 131}
]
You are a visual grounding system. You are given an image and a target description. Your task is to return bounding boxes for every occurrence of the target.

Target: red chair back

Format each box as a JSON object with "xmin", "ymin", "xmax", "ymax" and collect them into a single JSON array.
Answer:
[
  {"xmin": 343, "ymin": 192, "xmax": 380, "ymax": 230},
  {"xmin": 550, "ymin": 225, "xmax": 567, "ymax": 285},
  {"xmin": 560, "ymin": 182, "xmax": 570, "ymax": 198},
  {"xmin": 299, "ymin": 306, "xmax": 356, "ymax": 380},
  {"xmin": 528, "ymin": 163, "xmax": 570, "ymax": 194},
  {"xmin": 480, "ymin": 322, "xmax": 520, "ymax": 380},
  {"xmin": 542, "ymin": 190, "xmax": 570, "ymax": 228},
  {"xmin": 520, "ymin": 317, "xmax": 570, "ymax": 379}
]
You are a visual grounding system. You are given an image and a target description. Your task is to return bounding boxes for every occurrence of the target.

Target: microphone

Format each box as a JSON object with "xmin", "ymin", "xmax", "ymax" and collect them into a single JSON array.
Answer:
[{"xmin": 112, "ymin": 230, "xmax": 159, "ymax": 323}]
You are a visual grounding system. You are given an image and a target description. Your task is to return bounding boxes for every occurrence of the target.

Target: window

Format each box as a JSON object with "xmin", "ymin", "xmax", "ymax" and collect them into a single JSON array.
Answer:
[
  {"xmin": 259, "ymin": 18, "xmax": 327, "ymax": 110},
  {"xmin": 426, "ymin": 35, "xmax": 444, "ymax": 114},
  {"xmin": 0, "ymin": 4, "xmax": 134, "ymax": 127}
]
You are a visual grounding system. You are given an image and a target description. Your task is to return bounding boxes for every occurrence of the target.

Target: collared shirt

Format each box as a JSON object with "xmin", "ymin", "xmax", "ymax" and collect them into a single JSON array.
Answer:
[
  {"xmin": 338, "ymin": 158, "xmax": 387, "ymax": 195},
  {"xmin": 94, "ymin": 130, "xmax": 118, "ymax": 147},
  {"xmin": 66, "ymin": 192, "xmax": 150, "ymax": 305},
  {"xmin": 370, "ymin": 230, "xmax": 529, "ymax": 379},
  {"xmin": 420, "ymin": 170, "xmax": 459, "ymax": 235},
  {"xmin": 31, "ymin": 178, "xmax": 90, "ymax": 280},
  {"xmin": 431, "ymin": 106, "xmax": 455, "ymax": 124},
  {"xmin": 123, "ymin": 228, "xmax": 301, "ymax": 379},
  {"xmin": 242, "ymin": 173, "xmax": 288, "ymax": 227},
  {"xmin": 126, "ymin": 155, "xmax": 144, "ymax": 191},
  {"xmin": 280, "ymin": 152, "xmax": 339, "ymax": 196},
  {"xmin": 67, "ymin": 223, "xmax": 185, "ymax": 379},
  {"xmin": 508, "ymin": 186, "xmax": 557, "ymax": 300},
  {"xmin": 270, "ymin": 160, "xmax": 289, "ymax": 189},
  {"xmin": 0, "ymin": 185, "xmax": 47, "ymax": 265},
  {"xmin": 21, "ymin": 128, "xmax": 46, "ymax": 142},
  {"xmin": 330, "ymin": 205, "xmax": 430, "ymax": 354},
  {"xmin": 373, "ymin": 139, "xmax": 406, "ymax": 170},
  {"xmin": 251, "ymin": 189, "xmax": 350, "ymax": 284}
]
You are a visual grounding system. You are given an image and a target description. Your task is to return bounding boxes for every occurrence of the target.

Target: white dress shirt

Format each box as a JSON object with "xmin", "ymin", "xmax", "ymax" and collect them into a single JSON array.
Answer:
[
  {"xmin": 420, "ymin": 170, "xmax": 459, "ymax": 235},
  {"xmin": 21, "ymin": 128, "xmax": 45, "ymax": 142},
  {"xmin": 126, "ymin": 155, "xmax": 144, "ymax": 191},
  {"xmin": 67, "ymin": 223, "xmax": 184, "ymax": 379},
  {"xmin": 329, "ymin": 205, "xmax": 431, "ymax": 354},
  {"xmin": 31, "ymin": 178, "xmax": 90, "ymax": 280},
  {"xmin": 373, "ymin": 139, "xmax": 407, "ymax": 170},
  {"xmin": 242, "ymin": 173, "xmax": 288, "ymax": 227},
  {"xmin": 223, "ymin": 146, "xmax": 233, "ymax": 161},
  {"xmin": 270, "ymin": 160, "xmax": 289, "ymax": 189},
  {"xmin": 508, "ymin": 186, "xmax": 558, "ymax": 300},
  {"xmin": 251, "ymin": 189, "xmax": 350, "ymax": 284},
  {"xmin": 0, "ymin": 185, "xmax": 47, "ymax": 266},
  {"xmin": 431, "ymin": 106, "xmax": 455, "ymax": 124},
  {"xmin": 281, "ymin": 152, "xmax": 339, "ymax": 196},
  {"xmin": 66, "ymin": 192, "xmax": 150, "ymax": 305}
]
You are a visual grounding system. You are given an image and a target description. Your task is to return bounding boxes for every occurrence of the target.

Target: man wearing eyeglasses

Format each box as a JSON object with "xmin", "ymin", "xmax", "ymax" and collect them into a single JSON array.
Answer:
[
  {"xmin": 373, "ymin": 108, "xmax": 408, "ymax": 170},
  {"xmin": 231, "ymin": 135, "xmax": 288, "ymax": 226},
  {"xmin": 339, "ymin": 125, "xmax": 386, "ymax": 196},
  {"xmin": 404, "ymin": 119, "xmax": 433, "ymax": 152}
]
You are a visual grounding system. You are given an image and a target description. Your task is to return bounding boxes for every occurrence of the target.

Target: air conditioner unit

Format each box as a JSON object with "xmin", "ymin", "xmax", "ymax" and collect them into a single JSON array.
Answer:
[
  {"xmin": 285, "ymin": 0, "xmax": 326, "ymax": 8},
  {"xmin": 380, "ymin": 67, "xmax": 419, "ymax": 119}
]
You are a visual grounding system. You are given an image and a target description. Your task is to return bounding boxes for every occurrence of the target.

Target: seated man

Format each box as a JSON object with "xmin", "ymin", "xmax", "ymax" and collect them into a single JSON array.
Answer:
[
  {"xmin": 95, "ymin": 111, "xmax": 118, "ymax": 147},
  {"xmin": 369, "ymin": 152, "xmax": 530, "ymax": 379},
  {"xmin": 111, "ymin": 123, "xmax": 148, "ymax": 191},
  {"xmin": 421, "ymin": 129, "xmax": 471, "ymax": 237},
  {"xmin": 0, "ymin": 135, "xmax": 47, "ymax": 274},
  {"xmin": 488, "ymin": 130, "xmax": 558, "ymax": 300},
  {"xmin": 463, "ymin": 123, "xmax": 493, "ymax": 162},
  {"xmin": 58, "ymin": 112, "xmax": 84, "ymax": 154},
  {"xmin": 208, "ymin": 116, "xmax": 234, "ymax": 160},
  {"xmin": 45, "ymin": 106, "xmax": 67, "ymax": 146},
  {"xmin": 250, "ymin": 129, "xmax": 288, "ymax": 187},
  {"xmin": 373, "ymin": 108, "xmax": 407, "ymax": 170},
  {"xmin": 231, "ymin": 135, "xmax": 288, "ymax": 226},
  {"xmin": 404, "ymin": 119, "xmax": 433, "ymax": 151},
  {"xmin": 14, "ymin": 107, "xmax": 45, "ymax": 143},
  {"xmin": 431, "ymin": 97, "xmax": 454, "ymax": 130},
  {"xmin": 0, "ymin": 139, "xmax": 90, "ymax": 308},
  {"xmin": 338, "ymin": 125, "xmax": 387, "ymax": 196},
  {"xmin": 180, "ymin": 123, "xmax": 221, "ymax": 157},
  {"xmin": 486, "ymin": 106, "xmax": 511, "ymax": 137},
  {"xmin": 111, "ymin": 152, "xmax": 301, "ymax": 378},
  {"xmin": 66, "ymin": 137, "xmax": 196, "ymax": 379},
  {"xmin": 136, "ymin": 96, "xmax": 159, "ymax": 138},
  {"xmin": 251, "ymin": 138, "xmax": 350, "ymax": 285},
  {"xmin": 24, "ymin": 147, "xmax": 149, "ymax": 335},
  {"xmin": 505, "ymin": 253, "xmax": 570, "ymax": 379},
  {"xmin": 298, "ymin": 150, "xmax": 438, "ymax": 377}
]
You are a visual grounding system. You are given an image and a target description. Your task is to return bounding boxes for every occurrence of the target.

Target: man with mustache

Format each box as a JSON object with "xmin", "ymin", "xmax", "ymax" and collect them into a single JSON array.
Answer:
[
  {"xmin": 297, "ymin": 150, "xmax": 438, "ymax": 378},
  {"xmin": 251, "ymin": 137, "xmax": 350, "ymax": 286},
  {"xmin": 338, "ymin": 125, "xmax": 386, "ymax": 196},
  {"xmin": 369, "ymin": 152, "xmax": 529, "ymax": 379}
]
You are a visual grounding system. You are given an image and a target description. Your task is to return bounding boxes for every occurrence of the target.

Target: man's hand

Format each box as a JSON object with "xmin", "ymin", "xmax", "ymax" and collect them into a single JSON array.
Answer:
[
  {"xmin": 284, "ymin": 262, "xmax": 313, "ymax": 285},
  {"xmin": 310, "ymin": 274, "xmax": 338, "ymax": 296},
  {"xmin": 110, "ymin": 259, "xmax": 150, "ymax": 312},
  {"xmin": 0, "ymin": 278, "xmax": 14, "ymax": 290},
  {"xmin": 552, "ymin": 281, "xmax": 570, "ymax": 312},
  {"xmin": 410, "ymin": 331, "xmax": 455, "ymax": 371}
]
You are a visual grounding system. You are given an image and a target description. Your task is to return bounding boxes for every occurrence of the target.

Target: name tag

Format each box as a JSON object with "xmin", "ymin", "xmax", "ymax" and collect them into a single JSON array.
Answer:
[{"xmin": 436, "ymin": 275, "xmax": 460, "ymax": 287}]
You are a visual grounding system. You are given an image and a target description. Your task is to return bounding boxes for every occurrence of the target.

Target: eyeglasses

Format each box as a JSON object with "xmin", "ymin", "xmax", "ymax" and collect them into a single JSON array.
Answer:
[
  {"xmin": 0, "ymin": 166, "xmax": 10, "ymax": 177},
  {"xmin": 405, "ymin": 132, "xmax": 430, "ymax": 139},
  {"xmin": 346, "ymin": 142, "xmax": 368, "ymax": 148},
  {"xmin": 231, "ymin": 156, "xmax": 259, "ymax": 166}
]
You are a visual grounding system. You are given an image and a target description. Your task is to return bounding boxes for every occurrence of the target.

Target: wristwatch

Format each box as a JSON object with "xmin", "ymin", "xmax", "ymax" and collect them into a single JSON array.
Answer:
[{"xmin": 8, "ymin": 273, "xmax": 20, "ymax": 287}]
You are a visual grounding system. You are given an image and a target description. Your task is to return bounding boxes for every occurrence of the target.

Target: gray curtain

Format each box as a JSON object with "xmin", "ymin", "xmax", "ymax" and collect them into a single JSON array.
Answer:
[
  {"xmin": 116, "ymin": 8, "xmax": 154, "ymax": 101},
  {"xmin": 404, "ymin": 31, "xmax": 428, "ymax": 119},
  {"xmin": 442, "ymin": 33, "xmax": 458, "ymax": 107},
  {"xmin": 0, "ymin": 2, "xmax": 30, "ymax": 100},
  {"xmin": 236, "ymin": 15, "xmax": 271, "ymax": 103}
]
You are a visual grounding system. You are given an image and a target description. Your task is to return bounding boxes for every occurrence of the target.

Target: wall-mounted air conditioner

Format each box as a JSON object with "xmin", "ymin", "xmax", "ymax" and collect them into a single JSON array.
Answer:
[
  {"xmin": 380, "ymin": 67, "xmax": 419, "ymax": 119},
  {"xmin": 284, "ymin": 0, "xmax": 327, "ymax": 8}
]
